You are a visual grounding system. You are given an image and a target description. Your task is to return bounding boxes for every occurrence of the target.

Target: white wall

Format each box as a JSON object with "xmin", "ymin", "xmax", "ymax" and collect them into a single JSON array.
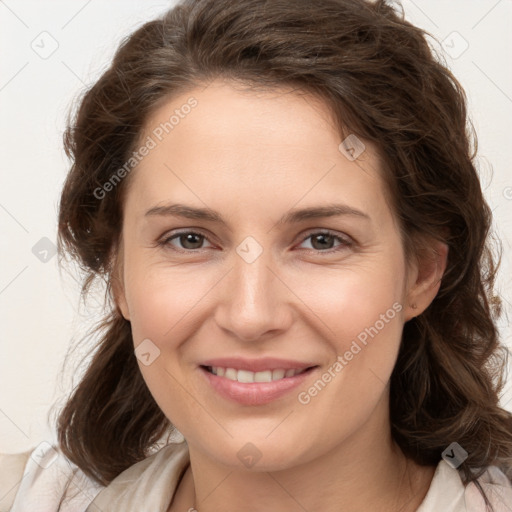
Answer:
[{"xmin": 1, "ymin": 0, "xmax": 511, "ymax": 454}]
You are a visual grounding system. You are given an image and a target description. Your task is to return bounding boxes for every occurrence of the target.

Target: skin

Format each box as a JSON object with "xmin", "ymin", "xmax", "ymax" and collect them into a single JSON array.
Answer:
[{"xmin": 113, "ymin": 79, "xmax": 448, "ymax": 512}]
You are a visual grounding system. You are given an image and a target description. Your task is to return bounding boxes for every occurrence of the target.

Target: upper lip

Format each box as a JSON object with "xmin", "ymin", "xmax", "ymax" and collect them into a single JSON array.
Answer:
[{"xmin": 200, "ymin": 357, "xmax": 318, "ymax": 373}]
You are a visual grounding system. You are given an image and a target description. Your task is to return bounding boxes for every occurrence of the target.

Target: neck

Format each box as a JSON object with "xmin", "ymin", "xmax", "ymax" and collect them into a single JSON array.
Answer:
[{"xmin": 170, "ymin": 394, "xmax": 435, "ymax": 512}]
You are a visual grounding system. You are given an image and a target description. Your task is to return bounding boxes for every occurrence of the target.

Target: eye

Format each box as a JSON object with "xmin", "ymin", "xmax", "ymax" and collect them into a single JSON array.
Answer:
[
  {"xmin": 158, "ymin": 229, "xmax": 353, "ymax": 254},
  {"xmin": 297, "ymin": 230, "xmax": 353, "ymax": 252},
  {"xmin": 159, "ymin": 231, "xmax": 214, "ymax": 251}
]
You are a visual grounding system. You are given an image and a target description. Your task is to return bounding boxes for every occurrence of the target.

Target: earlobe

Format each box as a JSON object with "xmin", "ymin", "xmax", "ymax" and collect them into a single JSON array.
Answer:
[
  {"xmin": 111, "ymin": 272, "xmax": 131, "ymax": 321},
  {"xmin": 405, "ymin": 240, "xmax": 449, "ymax": 321},
  {"xmin": 110, "ymin": 244, "xmax": 131, "ymax": 321},
  {"xmin": 115, "ymin": 285, "xmax": 131, "ymax": 321}
]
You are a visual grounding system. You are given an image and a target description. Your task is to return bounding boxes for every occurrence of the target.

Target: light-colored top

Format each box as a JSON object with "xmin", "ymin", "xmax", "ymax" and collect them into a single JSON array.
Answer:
[{"xmin": 2, "ymin": 441, "xmax": 512, "ymax": 511}]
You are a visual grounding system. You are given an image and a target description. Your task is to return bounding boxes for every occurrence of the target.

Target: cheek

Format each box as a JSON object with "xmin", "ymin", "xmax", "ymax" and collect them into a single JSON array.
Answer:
[
  {"xmin": 335, "ymin": 276, "xmax": 404, "ymax": 357},
  {"xmin": 289, "ymin": 287, "xmax": 404, "ymax": 444},
  {"xmin": 124, "ymin": 265, "xmax": 215, "ymax": 429},
  {"xmin": 123, "ymin": 245, "xmax": 407, "ymax": 443},
  {"xmin": 125, "ymin": 257, "xmax": 211, "ymax": 343},
  {"xmin": 126, "ymin": 244, "xmax": 406, "ymax": 357},
  {"xmin": 287, "ymin": 255, "xmax": 405, "ymax": 345},
  {"xmin": 286, "ymin": 256, "xmax": 406, "ymax": 406}
]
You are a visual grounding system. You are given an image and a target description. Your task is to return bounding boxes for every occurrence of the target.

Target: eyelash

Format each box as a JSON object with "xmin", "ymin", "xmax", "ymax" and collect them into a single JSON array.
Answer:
[{"xmin": 157, "ymin": 229, "xmax": 353, "ymax": 254}]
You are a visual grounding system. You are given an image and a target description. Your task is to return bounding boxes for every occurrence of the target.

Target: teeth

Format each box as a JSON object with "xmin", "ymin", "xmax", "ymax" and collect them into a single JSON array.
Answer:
[{"xmin": 209, "ymin": 366, "xmax": 307, "ymax": 382}]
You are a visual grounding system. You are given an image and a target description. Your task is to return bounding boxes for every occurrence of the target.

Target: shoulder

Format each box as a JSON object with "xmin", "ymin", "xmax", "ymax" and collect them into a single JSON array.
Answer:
[
  {"xmin": 464, "ymin": 465, "xmax": 512, "ymax": 511},
  {"xmin": 0, "ymin": 450, "xmax": 32, "ymax": 511},
  {"xmin": 417, "ymin": 459, "xmax": 512, "ymax": 512},
  {"xmin": 89, "ymin": 441, "xmax": 190, "ymax": 511},
  {"xmin": 0, "ymin": 442, "xmax": 104, "ymax": 512}
]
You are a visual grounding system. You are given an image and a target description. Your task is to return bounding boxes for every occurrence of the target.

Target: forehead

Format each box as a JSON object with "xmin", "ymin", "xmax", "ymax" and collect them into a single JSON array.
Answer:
[
  {"xmin": 144, "ymin": 80, "xmax": 341, "ymax": 153},
  {"xmin": 123, "ymin": 79, "xmax": 391, "ymax": 226}
]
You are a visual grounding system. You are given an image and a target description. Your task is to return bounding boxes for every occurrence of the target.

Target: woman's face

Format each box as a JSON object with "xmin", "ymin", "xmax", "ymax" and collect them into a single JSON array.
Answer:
[{"xmin": 114, "ymin": 79, "xmax": 433, "ymax": 470}]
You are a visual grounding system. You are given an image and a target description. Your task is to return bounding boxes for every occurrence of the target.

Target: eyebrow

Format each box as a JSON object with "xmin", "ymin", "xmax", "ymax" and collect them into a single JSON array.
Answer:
[{"xmin": 144, "ymin": 202, "xmax": 371, "ymax": 225}]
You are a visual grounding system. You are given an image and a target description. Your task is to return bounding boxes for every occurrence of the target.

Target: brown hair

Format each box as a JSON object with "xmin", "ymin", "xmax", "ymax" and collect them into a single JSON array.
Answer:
[{"xmin": 54, "ymin": 0, "xmax": 512, "ymax": 507}]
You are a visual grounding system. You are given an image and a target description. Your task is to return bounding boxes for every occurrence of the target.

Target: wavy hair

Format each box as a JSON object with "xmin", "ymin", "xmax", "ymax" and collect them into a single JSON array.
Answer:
[{"xmin": 54, "ymin": 0, "xmax": 512, "ymax": 508}]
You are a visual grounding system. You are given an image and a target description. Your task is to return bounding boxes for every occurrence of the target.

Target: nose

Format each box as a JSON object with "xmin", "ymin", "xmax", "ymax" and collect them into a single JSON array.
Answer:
[{"xmin": 213, "ymin": 247, "xmax": 294, "ymax": 343}]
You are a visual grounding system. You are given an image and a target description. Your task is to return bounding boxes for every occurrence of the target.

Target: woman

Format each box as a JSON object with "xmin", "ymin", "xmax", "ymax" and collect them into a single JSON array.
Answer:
[{"xmin": 2, "ymin": 0, "xmax": 512, "ymax": 510}]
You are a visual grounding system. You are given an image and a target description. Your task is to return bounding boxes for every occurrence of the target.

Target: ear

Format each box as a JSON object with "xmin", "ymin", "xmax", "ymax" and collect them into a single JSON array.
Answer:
[
  {"xmin": 404, "ymin": 238, "xmax": 449, "ymax": 322},
  {"xmin": 110, "ymin": 241, "xmax": 131, "ymax": 321}
]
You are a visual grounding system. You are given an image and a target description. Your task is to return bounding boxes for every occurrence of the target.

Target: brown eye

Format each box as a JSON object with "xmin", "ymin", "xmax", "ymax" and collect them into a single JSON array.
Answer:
[
  {"xmin": 310, "ymin": 233, "xmax": 336, "ymax": 250},
  {"xmin": 161, "ymin": 231, "xmax": 213, "ymax": 251},
  {"xmin": 298, "ymin": 231, "xmax": 352, "ymax": 252},
  {"xmin": 178, "ymin": 233, "xmax": 204, "ymax": 249}
]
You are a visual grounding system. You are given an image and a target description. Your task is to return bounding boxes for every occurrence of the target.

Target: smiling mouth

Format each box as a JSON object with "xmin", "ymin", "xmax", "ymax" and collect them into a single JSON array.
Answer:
[{"xmin": 201, "ymin": 365, "xmax": 317, "ymax": 383}]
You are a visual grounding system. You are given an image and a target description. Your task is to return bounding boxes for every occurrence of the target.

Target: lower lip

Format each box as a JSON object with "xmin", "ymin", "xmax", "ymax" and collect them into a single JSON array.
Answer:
[{"xmin": 199, "ymin": 366, "xmax": 317, "ymax": 406}]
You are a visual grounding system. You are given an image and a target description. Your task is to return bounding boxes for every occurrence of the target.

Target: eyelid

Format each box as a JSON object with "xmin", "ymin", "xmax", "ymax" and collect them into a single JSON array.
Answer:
[
  {"xmin": 158, "ymin": 228, "xmax": 215, "ymax": 251},
  {"xmin": 298, "ymin": 228, "xmax": 352, "ymax": 242},
  {"xmin": 296, "ymin": 229, "xmax": 353, "ymax": 251}
]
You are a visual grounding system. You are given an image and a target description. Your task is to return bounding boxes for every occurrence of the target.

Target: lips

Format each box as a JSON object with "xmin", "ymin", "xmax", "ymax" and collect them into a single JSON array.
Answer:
[{"xmin": 200, "ymin": 366, "xmax": 318, "ymax": 405}]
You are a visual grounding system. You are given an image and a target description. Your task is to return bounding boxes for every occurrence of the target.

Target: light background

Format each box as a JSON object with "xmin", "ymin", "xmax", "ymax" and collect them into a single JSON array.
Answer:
[{"xmin": 1, "ymin": 0, "xmax": 511, "ymax": 454}]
